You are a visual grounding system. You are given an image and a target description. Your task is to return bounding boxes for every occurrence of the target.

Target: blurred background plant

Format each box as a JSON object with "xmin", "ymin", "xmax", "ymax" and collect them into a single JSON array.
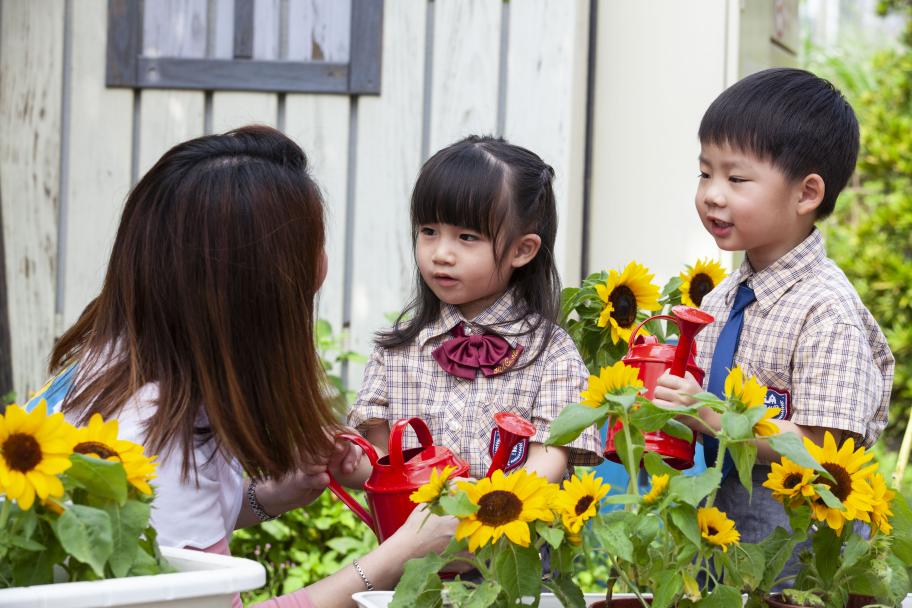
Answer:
[{"xmin": 803, "ymin": 0, "xmax": 912, "ymax": 489}]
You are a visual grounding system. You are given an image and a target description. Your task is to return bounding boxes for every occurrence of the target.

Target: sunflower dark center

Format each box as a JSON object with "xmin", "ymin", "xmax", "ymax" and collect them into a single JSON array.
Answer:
[
  {"xmin": 783, "ymin": 473, "xmax": 804, "ymax": 490},
  {"xmin": 2, "ymin": 433, "xmax": 42, "ymax": 472},
  {"xmin": 689, "ymin": 273, "xmax": 715, "ymax": 307},
  {"xmin": 74, "ymin": 441, "xmax": 120, "ymax": 460},
  {"xmin": 609, "ymin": 285, "xmax": 638, "ymax": 327},
  {"xmin": 574, "ymin": 495, "xmax": 595, "ymax": 516},
  {"xmin": 707, "ymin": 526, "xmax": 719, "ymax": 536},
  {"xmin": 820, "ymin": 463, "xmax": 852, "ymax": 501},
  {"xmin": 477, "ymin": 490, "xmax": 523, "ymax": 527}
]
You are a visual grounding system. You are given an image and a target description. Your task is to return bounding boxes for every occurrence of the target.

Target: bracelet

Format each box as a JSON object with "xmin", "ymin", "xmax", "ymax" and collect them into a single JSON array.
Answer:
[
  {"xmin": 247, "ymin": 480, "xmax": 278, "ymax": 522},
  {"xmin": 352, "ymin": 559, "xmax": 374, "ymax": 591}
]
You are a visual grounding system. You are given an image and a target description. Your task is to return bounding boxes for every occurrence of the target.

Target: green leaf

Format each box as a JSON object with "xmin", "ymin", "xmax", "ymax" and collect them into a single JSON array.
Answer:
[
  {"xmin": 728, "ymin": 442, "xmax": 758, "ymax": 496},
  {"xmin": 602, "ymin": 493, "xmax": 641, "ymax": 505},
  {"xmin": 9, "ymin": 535, "xmax": 45, "ymax": 551},
  {"xmin": 459, "ymin": 581, "xmax": 502, "ymax": 608},
  {"xmin": 535, "ymin": 521, "xmax": 564, "ymax": 549},
  {"xmin": 767, "ymin": 433, "xmax": 831, "ymax": 477},
  {"xmin": 660, "ymin": 418, "xmax": 694, "ymax": 442},
  {"xmin": 669, "ymin": 504, "xmax": 702, "ymax": 548},
  {"xmin": 837, "ymin": 533, "xmax": 869, "ymax": 573},
  {"xmin": 54, "ymin": 504, "xmax": 115, "ymax": 578},
  {"xmin": 652, "ymin": 569, "xmax": 684, "ymax": 608},
  {"xmin": 543, "ymin": 574, "xmax": 587, "ymax": 608},
  {"xmin": 890, "ymin": 492, "xmax": 912, "ymax": 564},
  {"xmin": 695, "ymin": 584, "xmax": 743, "ymax": 607},
  {"xmin": 643, "ymin": 450, "xmax": 680, "ymax": 478},
  {"xmin": 592, "ymin": 517, "xmax": 634, "ymax": 563},
  {"xmin": 728, "ymin": 542, "xmax": 766, "ymax": 590},
  {"xmin": 104, "ymin": 500, "xmax": 151, "ymax": 577},
  {"xmin": 439, "ymin": 492, "xmax": 479, "ymax": 517},
  {"xmin": 812, "ymin": 526, "xmax": 841, "ymax": 585},
  {"xmin": 390, "ymin": 553, "xmax": 446, "ymax": 608},
  {"xmin": 10, "ymin": 521, "xmax": 63, "ymax": 587},
  {"xmin": 630, "ymin": 401, "xmax": 682, "ymax": 432},
  {"xmin": 493, "ymin": 540, "xmax": 541, "ymax": 606},
  {"xmin": 814, "ymin": 485, "xmax": 845, "ymax": 510},
  {"xmin": 758, "ymin": 527, "xmax": 801, "ymax": 590},
  {"xmin": 67, "ymin": 454, "xmax": 128, "ymax": 505},
  {"xmin": 669, "ymin": 468, "xmax": 722, "ymax": 506},
  {"xmin": 721, "ymin": 411, "xmax": 753, "ymax": 441},
  {"xmin": 545, "ymin": 403, "xmax": 609, "ymax": 446}
]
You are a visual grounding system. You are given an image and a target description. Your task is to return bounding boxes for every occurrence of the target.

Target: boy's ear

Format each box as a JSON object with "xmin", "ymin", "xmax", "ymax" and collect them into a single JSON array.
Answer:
[
  {"xmin": 509, "ymin": 234, "xmax": 542, "ymax": 268},
  {"xmin": 796, "ymin": 173, "xmax": 825, "ymax": 216}
]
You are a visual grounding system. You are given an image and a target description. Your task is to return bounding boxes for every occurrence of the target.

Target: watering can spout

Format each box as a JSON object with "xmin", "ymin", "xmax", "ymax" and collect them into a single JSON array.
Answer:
[
  {"xmin": 485, "ymin": 412, "xmax": 536, "ymax": 478},
  {"xmin": 669, "ymin": 305, "xmax": 715, "ymax": 377}
]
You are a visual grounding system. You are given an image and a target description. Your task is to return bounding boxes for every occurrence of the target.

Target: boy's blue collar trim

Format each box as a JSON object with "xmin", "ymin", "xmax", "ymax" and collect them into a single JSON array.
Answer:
[{"xmin": 725, "ymin": 228, "xmax": 826, "ymax": 313}]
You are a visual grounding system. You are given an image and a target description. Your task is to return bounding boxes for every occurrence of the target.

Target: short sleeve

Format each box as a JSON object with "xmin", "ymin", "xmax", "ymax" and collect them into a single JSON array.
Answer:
[
  {"xmin": 347, "ymin": 346, "xmax": 390, "ymax": 432},
  {"xmin": 532, "ymin": 334, "xmax": 603, "ymax": 466},
  {"xmin": 790, "ymin": 322, "xmax": 885, "ymax": 447}
]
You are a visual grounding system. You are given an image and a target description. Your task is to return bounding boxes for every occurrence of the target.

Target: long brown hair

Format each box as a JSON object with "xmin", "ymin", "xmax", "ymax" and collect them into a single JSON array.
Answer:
[{"xmin": 51, "ymin": 125, "xmax": 338, "ymax": 480}]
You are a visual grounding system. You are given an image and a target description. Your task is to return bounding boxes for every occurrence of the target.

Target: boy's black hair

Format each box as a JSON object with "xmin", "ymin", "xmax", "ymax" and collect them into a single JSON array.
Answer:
[
  {"xmin": 699, "ymin": 67, "xmax": 859, "ymax": 218},
  {"xmin": 377, "ymin": 135, "xmax": 560, "ymax": 366}
]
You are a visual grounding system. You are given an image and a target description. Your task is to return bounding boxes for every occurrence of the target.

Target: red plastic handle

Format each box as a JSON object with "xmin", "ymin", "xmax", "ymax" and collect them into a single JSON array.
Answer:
[
  {"xmin": 326, "ymin": 432, "xmax": 381, "ymax": 533},
  {"xmin": 389, "ymin": 417, "xmax": 434, "ymax": 470},
  {"xmin": 627, "ymin": 314, "xmax": 678, "ymax": 351}
]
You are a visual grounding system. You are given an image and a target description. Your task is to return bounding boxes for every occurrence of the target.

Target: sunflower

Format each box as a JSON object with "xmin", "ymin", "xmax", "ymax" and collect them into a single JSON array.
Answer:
[
  {"xmin": 763, "ymin": 457, "xmax": 817, "ymax": 505},
  {"xmin": 455, "ymin": 469, "xmax": 558, "ymax": 551},
  {"xmin": 697, "ymin": 506, "xmax": 740, "ymax": 552},
  {"xmin": 410, "ymin": 465, "xmax": 457, "ymax": 504},
  {"xmin": 72, "ymin": 413, "xmax": 158, "ymax": 495},
  {"xmin": 804, "ymin": 432, "xmax": 878, "ymax": 532},
  {"xmin": 724, "ymin": 366, "xmax": 766, "ymax": 409},
  {"xmin": 555, "ymin": 471, "xmax": 610, "ymax": 533},
  {"xmin": 867, "ymin": 472, "xmax": 895, "ymax": 535},
  {"xmin": 595, "ymin": 261, "xmax": 661, "ymax": 344},
  {"xmin": 0, "ymin": 403, "xmax": 76, "ymax": 510},
  {"xmin": 751, "ymin": 405, "xmax": 781, "ymax": 437},
  {"xmin": 679, "ymin": 259, "xmax": 728, "ymax": 308},
  {"xmin": 580, "ymin": 361, "xmax": 644, "ymax": 407},
  {"xmin": 641, "ymin": 473, "xmax": 670, "ymax": 505}
]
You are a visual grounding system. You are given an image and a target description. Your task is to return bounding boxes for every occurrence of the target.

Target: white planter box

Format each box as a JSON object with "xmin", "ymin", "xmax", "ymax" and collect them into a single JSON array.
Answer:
[{"xmin": 0, "ymin": 546, "xmax": 266, "ymax": 608}]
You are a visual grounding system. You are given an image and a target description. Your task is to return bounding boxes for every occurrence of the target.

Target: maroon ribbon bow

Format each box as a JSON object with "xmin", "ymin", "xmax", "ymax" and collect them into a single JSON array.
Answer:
[{"xmin": 432, "ymin": 323, "xmax": 524, "ymax": 380}]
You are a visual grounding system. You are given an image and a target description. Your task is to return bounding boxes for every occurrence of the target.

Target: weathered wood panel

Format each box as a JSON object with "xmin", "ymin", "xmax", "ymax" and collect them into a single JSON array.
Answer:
[
  {"xmin": 428, "ymin": 0, "xmax": 501, "ymax": 152},
  {"xmin": 62, "ymin": 0, "xmax": 135, "ymax": 328},
  {"xmin": 284, "ymin": 95, "xmax": 351, "ymax": 337},
  {"xmin": 504, "ymin": 0, "xmax": 589, "ymax": 287},
  {"xmin": 211, "ymin": 92, "xmax": 278, "ymax": 132},
  {"xmin": 0, "ymin": 0, "xmax": 65, "ymax": 395},
  {"xmin": 287, "ymin": 0, "xmax": 352, "ymax": 62},
  {"xmin": 138, "ymin": 91, "xmax": 205, "ymax": 176},
  {"xmin": 348, "ymin": 0, "xmax": 427, "ymax": 375},
  {"xmin": 143, "ymin": 0, "xmax": 208, "ymax": 58},
  {"xmin": 253, "ymin": 0, "xmax": 281, "ymax": 60}
]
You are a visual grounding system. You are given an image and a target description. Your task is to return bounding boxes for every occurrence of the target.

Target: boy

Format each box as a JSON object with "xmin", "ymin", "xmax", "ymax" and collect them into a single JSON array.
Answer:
[{"xmin": 653, "ymin": 68, "xmax": 895, "ymax": 562}]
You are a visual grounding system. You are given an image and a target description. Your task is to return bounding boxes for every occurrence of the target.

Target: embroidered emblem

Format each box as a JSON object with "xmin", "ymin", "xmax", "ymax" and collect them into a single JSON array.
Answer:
[
  {"xmin": 764, "ymin": 387, "xmax": 791, "ymax": 420},
  {"xmin": 490, "ymin": 347, "xmax": 522, "ymax": 376},
  {"xmin": 488, "ymin": 428, "xmax": 528, "ymax": 472}
]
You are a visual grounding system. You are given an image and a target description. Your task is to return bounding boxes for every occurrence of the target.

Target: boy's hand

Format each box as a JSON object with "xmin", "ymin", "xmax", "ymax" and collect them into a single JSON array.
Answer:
[{"xmin": 652, "ymin": 370, "xmax": 702, "ymax": 408}]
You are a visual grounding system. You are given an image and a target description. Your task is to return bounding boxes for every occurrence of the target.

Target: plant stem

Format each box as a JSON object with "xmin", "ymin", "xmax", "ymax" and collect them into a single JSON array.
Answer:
[
  {"xmin": 0, "ymin": 499, "xmax": 10, "ymax": 530},
  {"xmin": 704, "ymin": 439, "xmax": 727, "ymax": 509},
  {"xmin": 620, "ymin": 413, "xmax": 639, "ymax": 499}
]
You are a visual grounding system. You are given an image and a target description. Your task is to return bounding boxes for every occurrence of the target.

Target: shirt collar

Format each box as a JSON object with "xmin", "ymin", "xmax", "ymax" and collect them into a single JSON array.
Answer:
[
  {"xmin": 417, "ymin": 290, "xmax": 526, "ymax": 347},
  {"xmin": 723, "ymin": 228, "xmax": 826, "ymax": 313}
]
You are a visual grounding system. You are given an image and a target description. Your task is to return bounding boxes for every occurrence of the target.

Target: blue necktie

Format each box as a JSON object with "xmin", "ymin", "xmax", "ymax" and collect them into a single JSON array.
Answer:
[{"xmin": 702, "ymin": 281, "xmax": 756, "ymax": 476}]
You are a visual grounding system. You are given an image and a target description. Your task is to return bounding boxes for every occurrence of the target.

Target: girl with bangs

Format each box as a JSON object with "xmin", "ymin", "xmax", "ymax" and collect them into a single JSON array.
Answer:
[
  {"xmin": 344, "ymin": 135, "xmax": 602, "ymax": 484},
  {"xmin": 26, "ymin": 126, "xmax": 457, "ymax": 608}
]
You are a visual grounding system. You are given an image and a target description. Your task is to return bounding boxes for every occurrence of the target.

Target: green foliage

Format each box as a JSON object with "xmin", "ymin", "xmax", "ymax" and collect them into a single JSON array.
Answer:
[
  {"xmin": 230, "ymin": 491, "xmax": 378, "ymax": 604},
  {"xmin": 0, "ymin": 454, "xmax": 169, "ymax": 587},
  {"xmin": 316, "ymin": 318, "xmax": 367, "ymax": 411},
  {"xmin": 809, "ymin": 40, "xmax": 912, "ymax": 446}
]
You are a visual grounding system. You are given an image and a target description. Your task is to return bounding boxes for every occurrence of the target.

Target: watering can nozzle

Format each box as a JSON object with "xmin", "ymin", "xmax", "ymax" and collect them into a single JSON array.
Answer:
[{"xmin": 485, "ymin": 411, "xmax": 536, "ymax": 478}]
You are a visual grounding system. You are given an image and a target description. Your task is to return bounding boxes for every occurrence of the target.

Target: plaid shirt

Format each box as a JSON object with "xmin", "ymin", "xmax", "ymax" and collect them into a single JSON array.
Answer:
[
  {"xmin": 348, "ymin": 291, "xmax": 603, "ymax": 478},
  {"xmin": 697, "ymin": 229, "xmax": 894, "ymax": 447}
]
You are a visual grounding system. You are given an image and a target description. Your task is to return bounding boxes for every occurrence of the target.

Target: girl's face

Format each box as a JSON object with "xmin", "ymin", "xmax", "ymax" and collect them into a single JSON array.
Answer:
[{"xmin": 416, "ymin": 223, "xmax": 540, "ymax": 319}]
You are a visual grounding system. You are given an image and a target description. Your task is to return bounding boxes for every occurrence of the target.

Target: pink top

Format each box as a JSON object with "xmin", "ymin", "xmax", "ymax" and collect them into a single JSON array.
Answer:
[{"xmin": 199, "ymin": 538, "xmax": 315, "ymax": 608}]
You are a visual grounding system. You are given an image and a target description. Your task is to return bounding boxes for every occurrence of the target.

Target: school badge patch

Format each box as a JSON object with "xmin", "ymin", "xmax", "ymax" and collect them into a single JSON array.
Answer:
[
  {"xmin": 488, "ymin": 428, "xmax": 528, "ymax": 473},
  {"xmin": 764, "ymin": 387, "xmax": 791, "ymax": 420}
]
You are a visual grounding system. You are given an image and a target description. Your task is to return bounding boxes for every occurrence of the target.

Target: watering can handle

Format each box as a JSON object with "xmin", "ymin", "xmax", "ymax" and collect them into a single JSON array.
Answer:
[
  {"xmin": 389, "ymin": 417, "xmax": 435, "ymax": 470},
  {"xmin": 326, "ymin": 432, "xmax": 381, "ymax": 533},
  {"xmin": 628, "ymin": 315, "xmax": 678, "ymax": 351}
]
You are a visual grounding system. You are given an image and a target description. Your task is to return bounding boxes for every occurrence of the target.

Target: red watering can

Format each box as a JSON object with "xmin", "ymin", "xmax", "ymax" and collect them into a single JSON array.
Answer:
[
  {"xmin": 603, "ymin": 305, "xmax": 714, "ymax": 469},
  {"xmin": 327, "ymin": 417, "xmax": 470, "ymax": 542}
]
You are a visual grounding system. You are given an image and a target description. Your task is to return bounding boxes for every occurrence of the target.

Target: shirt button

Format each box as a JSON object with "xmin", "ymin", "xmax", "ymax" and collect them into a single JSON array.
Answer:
[{"xmin": 448, "ymin": 420, "xmax": 461, "ymax": 431}]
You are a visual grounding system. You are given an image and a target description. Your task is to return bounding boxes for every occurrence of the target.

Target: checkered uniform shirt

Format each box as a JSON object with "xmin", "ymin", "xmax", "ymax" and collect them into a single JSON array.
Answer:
[
  {"xmin": 696, "ymin": 229, "xmax": 894, "ymax": 448},
  {"xmin": 348, "ymin": 291, "xmax": 603, "ymax": 478}
]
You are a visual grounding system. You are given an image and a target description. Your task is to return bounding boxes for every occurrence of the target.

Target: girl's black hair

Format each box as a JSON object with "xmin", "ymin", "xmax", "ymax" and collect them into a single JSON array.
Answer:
[{"xmin": 377, "ymin": 135, "xmax": 560, "ymax": 366}]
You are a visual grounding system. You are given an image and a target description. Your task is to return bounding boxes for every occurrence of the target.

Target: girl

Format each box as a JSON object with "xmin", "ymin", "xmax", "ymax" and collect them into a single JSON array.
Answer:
[
  {"xmin": 27, "ymin": 126, "xmax": 456, "ymax": 608},
  {"xmin": 346, "ymin": 136, "xmax": 602, "ymax": 483}
]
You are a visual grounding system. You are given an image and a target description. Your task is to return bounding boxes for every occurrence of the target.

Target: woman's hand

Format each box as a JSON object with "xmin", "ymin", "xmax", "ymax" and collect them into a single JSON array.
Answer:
[{"xmin": 391, "ymin": 504, "xmax": 459, "ymax": 559}]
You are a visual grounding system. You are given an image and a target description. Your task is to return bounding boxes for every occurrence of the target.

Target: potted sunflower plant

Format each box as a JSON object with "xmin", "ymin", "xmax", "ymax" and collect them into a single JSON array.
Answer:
[
  {"xmin": 560, "ymin": 259, "xmax": 727, "ymax": 373},
  {"xmin": 0, "ymin": 402, "xmax": 264, "ymax": 607},
  {"xmin": 746, "ymin": 432, "xmax": 912, "ymax": 608}
]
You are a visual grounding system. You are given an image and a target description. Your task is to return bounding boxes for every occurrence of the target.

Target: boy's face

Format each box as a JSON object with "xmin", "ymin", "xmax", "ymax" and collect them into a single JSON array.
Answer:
[{"xmin": 696, "ymin": 142, "xmax": 812, "ymax": 271}]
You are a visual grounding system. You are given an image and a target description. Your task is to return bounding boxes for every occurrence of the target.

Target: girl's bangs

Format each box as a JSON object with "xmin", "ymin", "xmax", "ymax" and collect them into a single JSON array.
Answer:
[{"xmin": 412, "ymin": 152, "xmax": 509, "ymax": 239}]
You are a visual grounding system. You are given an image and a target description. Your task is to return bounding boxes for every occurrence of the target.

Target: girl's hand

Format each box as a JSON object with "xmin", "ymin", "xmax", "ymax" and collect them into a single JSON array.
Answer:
[
  {"xmin": 652, "ymin": 370, "xmax": 702, "ymax": 408},
  {"xmin": 328, "ymin": 429, "xmax": 364, "ymax": 476}
]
